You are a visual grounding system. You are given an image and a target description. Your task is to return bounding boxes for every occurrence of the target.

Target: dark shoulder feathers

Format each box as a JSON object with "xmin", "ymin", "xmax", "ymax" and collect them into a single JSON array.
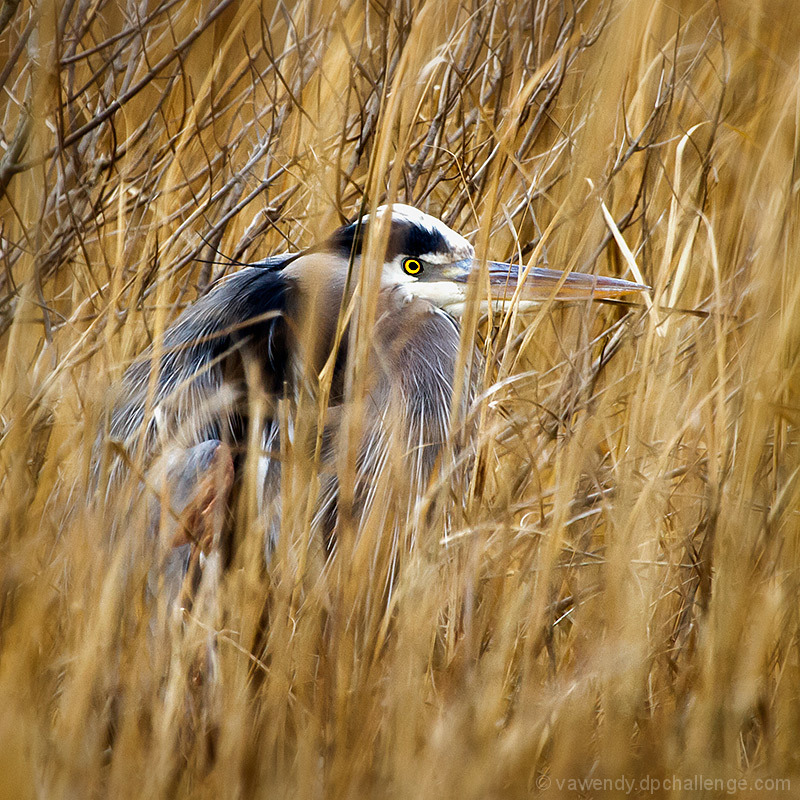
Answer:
[{"xmin": 107, "ymin": 267, "xmax": 294, "ymax": 452}]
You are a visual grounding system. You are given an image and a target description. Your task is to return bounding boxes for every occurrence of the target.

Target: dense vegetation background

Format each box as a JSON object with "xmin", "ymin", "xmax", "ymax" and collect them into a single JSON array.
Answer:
[{"xmin": 1, "ymin": 0, "xmax": 799, "ymax": 797}]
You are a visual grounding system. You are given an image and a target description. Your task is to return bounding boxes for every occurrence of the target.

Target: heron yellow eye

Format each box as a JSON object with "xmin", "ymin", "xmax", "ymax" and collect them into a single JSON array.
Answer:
[{"xmin": 403, "ymin": 258, "xmax": 423, "ymax": 276}]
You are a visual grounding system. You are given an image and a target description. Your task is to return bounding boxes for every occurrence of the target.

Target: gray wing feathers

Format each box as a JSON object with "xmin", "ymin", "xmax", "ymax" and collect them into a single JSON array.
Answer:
[{"xmin": 101, "ymin": 267, "xmax": 292, "ymax": 468}]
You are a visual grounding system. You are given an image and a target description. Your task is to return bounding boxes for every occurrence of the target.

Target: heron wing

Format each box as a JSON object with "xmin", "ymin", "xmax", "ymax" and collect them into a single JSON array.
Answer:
[{"xmin": 106, "ymin": 266, "xmax": 294, "ymax": 461}]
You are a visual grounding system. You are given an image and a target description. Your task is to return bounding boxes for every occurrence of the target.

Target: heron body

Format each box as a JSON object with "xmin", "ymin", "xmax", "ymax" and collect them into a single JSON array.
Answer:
[{"xmin": 101, "ymin": 205, "xmax": 645, "ymax": 579}]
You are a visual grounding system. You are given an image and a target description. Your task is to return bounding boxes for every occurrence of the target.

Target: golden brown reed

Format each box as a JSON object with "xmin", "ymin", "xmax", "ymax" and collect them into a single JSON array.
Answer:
[{"xmin": 1, "ymin": 0, "xmax": 799, "ymax": 797}]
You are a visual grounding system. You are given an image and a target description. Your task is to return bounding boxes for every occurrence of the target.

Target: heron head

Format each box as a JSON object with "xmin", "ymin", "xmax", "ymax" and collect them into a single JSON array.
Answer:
[{"xmin": 322, "ymin": 204, "xmax": 648, "ymax": 313}]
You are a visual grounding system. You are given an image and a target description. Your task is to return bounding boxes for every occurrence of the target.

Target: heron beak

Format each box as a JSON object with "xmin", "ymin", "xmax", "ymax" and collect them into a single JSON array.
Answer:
[
  {"xmin": 483, "ymin": 261, "xmax": 649, "ymax": 300},
  {"xmin": 428, "ymin": 259, "xmax": 648, "ymax": 314}
]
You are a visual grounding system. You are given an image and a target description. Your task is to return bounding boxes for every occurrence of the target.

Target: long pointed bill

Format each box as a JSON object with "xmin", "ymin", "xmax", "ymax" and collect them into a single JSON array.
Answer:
[{"xmin": 485, "ymin": 261, "xmax": 649, "ymax": 300}]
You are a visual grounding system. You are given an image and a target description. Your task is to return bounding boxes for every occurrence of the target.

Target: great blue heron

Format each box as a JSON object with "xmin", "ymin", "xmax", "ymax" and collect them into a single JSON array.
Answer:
[{"xmin": 100, "ymin": 204, "xmax": 646, "ymax": 592}]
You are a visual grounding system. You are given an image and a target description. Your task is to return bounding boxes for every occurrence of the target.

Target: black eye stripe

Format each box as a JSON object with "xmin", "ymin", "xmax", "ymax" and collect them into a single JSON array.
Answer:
[{"xmin": 324, "ymin": 218, "xmax": 450, "ymax": 261}]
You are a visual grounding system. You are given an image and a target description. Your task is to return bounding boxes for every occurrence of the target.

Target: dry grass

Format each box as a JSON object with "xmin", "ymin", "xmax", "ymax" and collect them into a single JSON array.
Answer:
[{"xmin": 2, "ymin": 0, "xmax": 800, "ymax": 797}]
